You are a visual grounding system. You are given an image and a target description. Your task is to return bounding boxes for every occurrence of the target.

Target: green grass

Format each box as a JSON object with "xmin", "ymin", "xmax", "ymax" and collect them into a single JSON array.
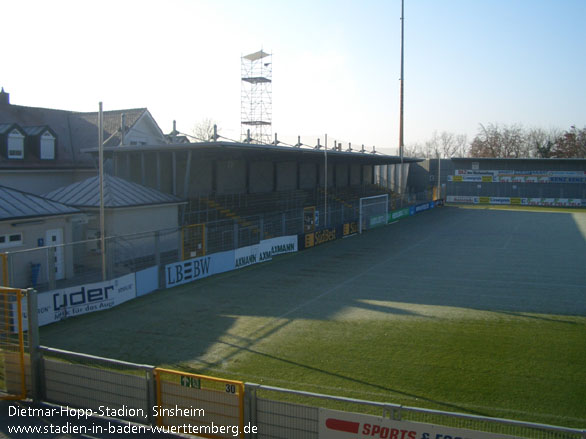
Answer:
[{"xmin": 40, "ymin": 207, "xmax": 586, "ymax": 428}]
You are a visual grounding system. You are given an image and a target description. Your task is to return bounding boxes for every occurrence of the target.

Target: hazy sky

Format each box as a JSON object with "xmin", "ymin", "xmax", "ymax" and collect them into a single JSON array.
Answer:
[{"xmin": 2, "ymin": 0, "xmax": 585, "ymax": 154}]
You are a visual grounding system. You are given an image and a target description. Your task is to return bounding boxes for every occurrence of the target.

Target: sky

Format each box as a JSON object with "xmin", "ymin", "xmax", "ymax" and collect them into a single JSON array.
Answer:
[{"xmin": 2, "ymin": 0, "xmax": 585, "ymax": 155}]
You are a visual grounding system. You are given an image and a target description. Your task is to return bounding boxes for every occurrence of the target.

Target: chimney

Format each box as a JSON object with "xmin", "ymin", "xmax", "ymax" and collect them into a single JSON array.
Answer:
[{"xmin": 0, "ymin": 88, "xmax": 9, "ymax": 105}]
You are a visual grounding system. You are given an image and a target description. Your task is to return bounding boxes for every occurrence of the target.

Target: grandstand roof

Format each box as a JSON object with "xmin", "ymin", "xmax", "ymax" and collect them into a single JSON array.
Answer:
[{"xmin": 83, "ymin": 140, "xmax": 421, "ymax": 166}]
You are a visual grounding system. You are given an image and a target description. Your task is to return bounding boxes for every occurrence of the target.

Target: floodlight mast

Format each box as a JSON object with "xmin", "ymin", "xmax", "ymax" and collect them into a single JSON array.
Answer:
[{"xmin": 399, "ymin": 0, "xmax": 405, "ymax": 164}]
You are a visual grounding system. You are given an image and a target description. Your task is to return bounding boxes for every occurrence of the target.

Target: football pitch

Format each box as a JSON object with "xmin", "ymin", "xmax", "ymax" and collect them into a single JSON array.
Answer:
[{"xmin": 41, "ymin": 206, "xmax": 586, "ymax": 428}]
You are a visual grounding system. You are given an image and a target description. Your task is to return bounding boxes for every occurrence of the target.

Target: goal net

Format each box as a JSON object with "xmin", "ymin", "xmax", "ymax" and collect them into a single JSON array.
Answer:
[{"xmin": 359, "ymin": 194, "xmax": 389, "ymax": 233}]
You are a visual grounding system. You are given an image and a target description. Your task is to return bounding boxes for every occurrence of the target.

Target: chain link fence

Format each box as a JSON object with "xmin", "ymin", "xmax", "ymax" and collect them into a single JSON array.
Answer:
[{"xmin": 2, "ymin": 187, "xmax": 434, "ymax": 291}]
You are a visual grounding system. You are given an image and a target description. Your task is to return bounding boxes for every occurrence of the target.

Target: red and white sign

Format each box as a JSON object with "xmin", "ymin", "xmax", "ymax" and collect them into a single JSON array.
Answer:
[{"xmin": 319, "ymin": 408, "xmax": 515, "ymax": 439}]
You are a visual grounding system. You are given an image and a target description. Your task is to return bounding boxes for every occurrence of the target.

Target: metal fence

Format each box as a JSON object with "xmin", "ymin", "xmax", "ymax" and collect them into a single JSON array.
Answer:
[
  {"xmin": 39, "ymin": 346, "xmax": 156, "ymax": 424},
  {"xmin": 14, "ymin": 343, "xmax": 584, "ymax": 439},
  {"xmin": 1, "ymin": 187, "xmax": 432, "ymax": 292},
  {"xmin": 245, "ymin": 384, "xmax": 586, "ymax": 439},
  {"xmin": 0, "ymin": 287, "xmax": 30, "ymax": 400}
]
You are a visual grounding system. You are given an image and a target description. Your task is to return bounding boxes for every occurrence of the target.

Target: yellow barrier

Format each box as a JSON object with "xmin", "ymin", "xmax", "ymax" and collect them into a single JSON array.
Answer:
[
  {"xmin": 182, "ymin": 224, "xmax": 206, "ymax": 260},
  {"xmin": 1, "ymin": 253, "xmax": 8, "ymax": 287},
  {"xmin": 154, "ymin": 368, "xmax": 244, "ymax": 438},
  {"xmin": 0, "ymin": 287, "xmax": 27, "ymax": 400}
]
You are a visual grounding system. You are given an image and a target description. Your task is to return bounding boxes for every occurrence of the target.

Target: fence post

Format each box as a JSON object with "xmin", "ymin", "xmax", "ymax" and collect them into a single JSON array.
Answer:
[
  {"xmin": 281, "ymin": 212, "xmax": 286, "ymax": 236},
  {"xmin": 48, "ymin": 247, "xmax": 56, "ymax": 290},
  {"xmin": 154, "ymin": 231, "xmax": 162, "ymax": 288},
  {"xmin": 154, "ymin": 231, "xmax": 161, "ymax": 267},
  {"xmin": 245, "ymin": 383, "xmax": 259, "ymax": 439},
  {"xmin": 146, "ymin": 367, "xmax": 157, "ymax": 426},
  {"xmin": 26, "ymin": 288, "xmax": 42, "ymax": 401}
]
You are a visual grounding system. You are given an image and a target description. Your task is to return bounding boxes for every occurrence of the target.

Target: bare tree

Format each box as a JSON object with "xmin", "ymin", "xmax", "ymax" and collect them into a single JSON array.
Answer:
[
  {"xmin": 469, "ymin": 123, "xmax": 526, "ymax": 158},
  {"xmin": 404, "ymin": 142, "xmax": 430, "ymax": 158},
  {"xmin": 552, "ymin": 125, "xmax": 586, "ymax": 158},
  {"xmin": 526, "ymin": 127, "xmax": 560, "ymax": 158},
  {"xmin": 192, "ymin": 118, "xmax": 220, "ymax": 142},
  {"xmin": 406, "ymin": 131, "xmax": 468, "ymax": 158}
]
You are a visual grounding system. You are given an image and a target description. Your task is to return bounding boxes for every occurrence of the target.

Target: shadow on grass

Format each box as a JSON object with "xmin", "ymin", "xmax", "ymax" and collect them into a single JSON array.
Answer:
[{"xmin": 198, "ymin": 339, "xmax": 491, "ymax": 417}]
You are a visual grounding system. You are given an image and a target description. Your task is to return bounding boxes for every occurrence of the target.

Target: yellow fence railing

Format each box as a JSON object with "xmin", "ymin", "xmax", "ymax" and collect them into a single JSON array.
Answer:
[
  {"xmin": 154, "ymin": 368, "xmax": 244, "ymax": 438},
  {"xmin": 0, "ymin": 287, "xmax": 27, "ymax": 400},
  {"xmin": 182, "ymin": 224, "xmax": 206, "ymax": 260}
]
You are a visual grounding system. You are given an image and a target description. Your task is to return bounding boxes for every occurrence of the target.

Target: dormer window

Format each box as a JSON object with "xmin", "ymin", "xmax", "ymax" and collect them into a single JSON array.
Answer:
[
  {"xmin": 8, "ymin": 129, "xmax": 24, "ymax": 159},
  {"xmin": 40, "ymin": 131, "xmax": 56, "ymax": 159}
]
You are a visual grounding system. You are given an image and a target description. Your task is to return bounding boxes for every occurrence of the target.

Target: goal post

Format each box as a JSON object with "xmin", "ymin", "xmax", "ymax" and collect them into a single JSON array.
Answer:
[{"xmin": 359, "ymin": 194, "xmax": 389, "ymax": 234}]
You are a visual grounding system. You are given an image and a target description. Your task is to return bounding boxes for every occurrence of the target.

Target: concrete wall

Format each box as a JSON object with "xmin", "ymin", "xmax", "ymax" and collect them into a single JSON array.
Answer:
[
  {"xmin": 187, "ymin": 158, "xmax": 213, "ymax": 196},
  {"xmin": 318, "ymin": 164, "xmax": 335, "ymax": 187},
  {"xmin": 108, "ymin": 205, "xmax": 179, "ymax": 237},
  {"xmin": 216, "ymin": 159, "xmax": 246, "ymax": 194},
  {"xmin": 108, "ymin": 205, "xmax": 180, "ymax": 257},
  {"xmin": 2, "ymin": 215, "xmax": 75, "ymax": 288},
  {"xmin": 362, "ymin": 165, "xmax": 373, "ymax": 185},
  {"xmin": 335, "ymin": 164, "xmax": 349, "ymax": 187},
  {"xmin": 250, "ymin": 161, "xmax": 274, "ymax": 193},
  {"xmin": 407, "ymin": 159, "xmax": 454, "ymax": 194},
  {"xmin": 1, "ymin": 169, "xmax": 95, "ymax": 195},
  {"xmin": 299, "ymin": 163, "xmax": 317, "ymax": 190},
  {"xmin": 276, "ymin": 162, "xmax": 297, "ymax": 191},
  {"xmin": 350, "ymin": 164, "xmax": 361, "ymax": 185}
]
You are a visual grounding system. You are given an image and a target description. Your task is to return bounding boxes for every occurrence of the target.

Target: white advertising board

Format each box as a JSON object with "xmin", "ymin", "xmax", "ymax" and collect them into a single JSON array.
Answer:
[
  {"xmin": 23, "ymin": 273, "xmax": 137, "ymax": 328},
  {"xmin": 234, "ymin": 244, "xmax": 261, "ymax": 269},
  {"xmin": 165, "ymin": 250, "xmax": 235, "ymax": 288},
  {"xmin": 263, "ymin": 235, "xmax": 298, "ymax": 256},
  {"xmin": 319, "ymin": 408, "xmax": 515, "ymax": 439},
  {"xmin": 446, "ymin": 196, "xmax": 477, "ymax": 204}
]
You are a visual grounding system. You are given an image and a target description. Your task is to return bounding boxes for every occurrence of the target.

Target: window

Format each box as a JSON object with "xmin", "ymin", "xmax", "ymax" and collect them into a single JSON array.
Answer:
[
  {"xmin": 40, "ymin": 131, "xmax": 55, "ymax": 159},
  {"xmin": 7, "ymin": 129, "xmax": 24, "ymax": 159},
  {"xmin": 0, "ymin": 232, "xmax": 23, "ymax": 248}
]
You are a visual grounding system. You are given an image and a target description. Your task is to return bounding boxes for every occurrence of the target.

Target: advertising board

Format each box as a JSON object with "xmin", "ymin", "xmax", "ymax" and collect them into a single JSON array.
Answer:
[
  {"xmin": 165, "ymin": 250, "xmax": 235, "ymax": 288},
  {"xmin": 24, "ymin": 273, "xmax": 137, "ymax": 328},
  {"xmin": 319, "ymin": 408, "xmax": 515, "ymax": 439}
]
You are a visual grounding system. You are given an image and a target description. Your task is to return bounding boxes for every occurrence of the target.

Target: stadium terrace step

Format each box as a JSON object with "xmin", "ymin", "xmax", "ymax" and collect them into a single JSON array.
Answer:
[{"xmin": 199, "ymin": 197, "xmax": 263, "ymax": 237}]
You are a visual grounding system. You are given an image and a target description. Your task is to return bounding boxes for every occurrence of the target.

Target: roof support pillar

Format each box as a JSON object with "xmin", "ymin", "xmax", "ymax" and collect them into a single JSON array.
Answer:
[
  {"xmin": 141, "ymin": 152, "xmax": 146, "ymax": 186},
  {"xmin": 172, "ymin": 151, "xmax": 177, "ymax": 196},
  {"xmin": 183, "ymin": 150, "xmax": 192, "ymax": 199},
  {"xmin": 245, "ymin": 159, "xmax": 250, "ymax": 194},
  {"xmin": 156, "ymin": 152, "xmax": 161, "ymax": 191},
  {"xmin": 125, "ymin": 153, "xmax": 131, "ymax": 180}
]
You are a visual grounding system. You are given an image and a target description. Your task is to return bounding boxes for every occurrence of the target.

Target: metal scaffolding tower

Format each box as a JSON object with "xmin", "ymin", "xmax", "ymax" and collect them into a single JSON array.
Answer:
[{"xmin": 241, "ymin": 50, "xmax": 272, "ymax": 144}]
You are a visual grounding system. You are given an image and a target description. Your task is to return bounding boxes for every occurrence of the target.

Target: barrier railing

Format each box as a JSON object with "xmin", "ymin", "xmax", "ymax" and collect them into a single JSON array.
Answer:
[
  {"xmin": 0, "ymin": 287, "xmax": 28, "ymax": 400},
  {"xmin": 155, "ymin": 368, "xmax": 245, "ymax": 438},
  {"xmin": 244, "ymin": 383, "xmax": 586, "ymax": 439}
]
